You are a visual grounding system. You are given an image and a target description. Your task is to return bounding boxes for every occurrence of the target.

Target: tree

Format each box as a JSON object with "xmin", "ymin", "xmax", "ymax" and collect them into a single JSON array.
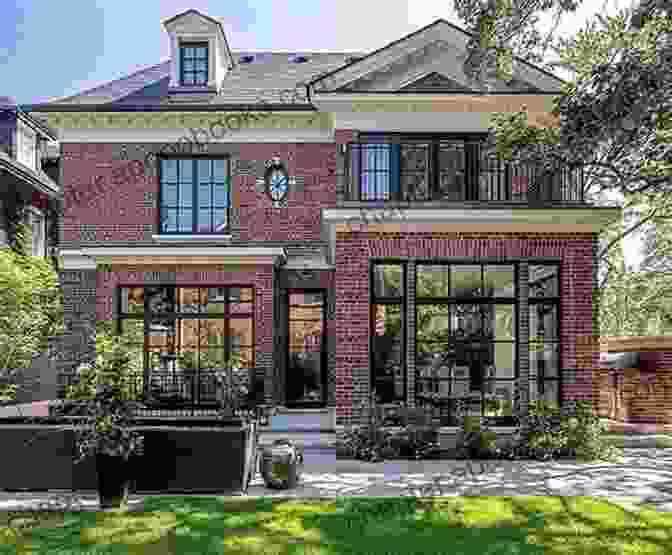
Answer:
[
  {"xmin": 0, "ymin": 241, "xmax": 65, "ymax": 401},
  {"xmin": 453, "ymin": 0, "xmax": 671, "ymax": 285}
]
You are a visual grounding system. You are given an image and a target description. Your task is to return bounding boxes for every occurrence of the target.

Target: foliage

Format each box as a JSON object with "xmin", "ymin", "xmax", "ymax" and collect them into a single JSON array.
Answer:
[
  {"xmin": 336, "ymin": 391, "xmax": 441, "ymax": 462},
  {"xmin": 63, "ymin": 319, "xmax": 144, "ymax": 404},
  {"xmin": 507, "ymin": 400, "xmax": 624, "ymax": 462},
  {"xmin": 455, "ymin": 0, "xmax": 672, "ymax": 278},
  {"xmin": 452, "ymin": 399, "xmax": 501, "ymax": 459},
  {"xmin": 70, "ymin": 381, "xmax": 145, "ymax": 463},
  {"xmin": 0, "ymin": 243, "xmax": 64, "ymax": 401}
]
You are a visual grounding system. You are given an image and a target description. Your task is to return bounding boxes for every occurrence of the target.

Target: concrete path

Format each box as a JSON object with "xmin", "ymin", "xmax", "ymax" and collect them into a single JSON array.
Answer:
[{"xmin": 2, "ymin": 448, "xmax": 672, "ymax": 515}]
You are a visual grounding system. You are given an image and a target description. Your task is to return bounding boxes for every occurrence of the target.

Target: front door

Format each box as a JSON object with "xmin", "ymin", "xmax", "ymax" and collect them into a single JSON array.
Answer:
[{"xmin": 285, "ymin": 290, "xmax": 326, "ymax": 407}]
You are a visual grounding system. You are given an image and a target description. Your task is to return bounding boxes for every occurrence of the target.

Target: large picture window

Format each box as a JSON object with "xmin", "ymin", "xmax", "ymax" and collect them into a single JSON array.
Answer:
[
  {"xmin": 370, "ymin": 263, "xmax": 406, "ymax": 403},
  {"xmin": 159, "ymin": 158, "xmax": 230, "ymax": 234},
  {"xmin": 118, "ymin": 285, "xmax": 254, "ymax": 406},
  {"xmin": 415, "ymin": 263, "xmax": 517, "ymax": 424}
]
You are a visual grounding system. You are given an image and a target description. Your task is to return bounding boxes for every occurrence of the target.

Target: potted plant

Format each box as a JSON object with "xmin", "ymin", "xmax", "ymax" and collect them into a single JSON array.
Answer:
[{"xmin": 72, "ymin": 379, "xmax": 145, "ymax": 510}]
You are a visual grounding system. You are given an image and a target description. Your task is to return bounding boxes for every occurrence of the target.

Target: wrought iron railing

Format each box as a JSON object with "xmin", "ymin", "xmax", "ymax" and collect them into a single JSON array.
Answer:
[
  {"xmin": 57, "ymin": 369, "xmax": 259, "ymax": 416},
  {"xmin": 345, "ymin": 142, "xmax": 585, "ymax": 204}
]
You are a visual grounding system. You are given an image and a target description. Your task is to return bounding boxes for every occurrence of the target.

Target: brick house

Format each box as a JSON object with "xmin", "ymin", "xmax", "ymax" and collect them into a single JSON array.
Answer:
[{"xmin": 27, "ymin": 9, "xmax": 620, "ymax": 432}]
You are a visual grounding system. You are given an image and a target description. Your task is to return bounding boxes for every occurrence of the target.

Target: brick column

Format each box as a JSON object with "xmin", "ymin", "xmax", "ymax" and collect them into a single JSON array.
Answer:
[
  {"xmin": 406, "ymin": 259, "xmax": 416, "ymax": 408},
  {"xmin": 516, "ymin": 263, "xmax": 530, "ymax": 429}
]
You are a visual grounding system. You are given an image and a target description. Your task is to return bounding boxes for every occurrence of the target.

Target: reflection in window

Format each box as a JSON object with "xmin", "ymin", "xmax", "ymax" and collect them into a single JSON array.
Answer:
[{"xmin": 118, "ymin": 286, "xmax": 255, "ymax": 406}]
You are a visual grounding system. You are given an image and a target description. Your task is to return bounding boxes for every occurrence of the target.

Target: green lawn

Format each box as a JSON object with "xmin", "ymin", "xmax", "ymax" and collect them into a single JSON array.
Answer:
[{"xmin": 2, "ymin": 495, "xmax": 672, "ymax": 554}]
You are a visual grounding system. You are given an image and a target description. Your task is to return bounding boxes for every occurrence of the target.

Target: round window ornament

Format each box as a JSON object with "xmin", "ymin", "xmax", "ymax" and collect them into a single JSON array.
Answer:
[{"xmin": 264, "ymin": 157, "xmax": 291, "ymax": 207}]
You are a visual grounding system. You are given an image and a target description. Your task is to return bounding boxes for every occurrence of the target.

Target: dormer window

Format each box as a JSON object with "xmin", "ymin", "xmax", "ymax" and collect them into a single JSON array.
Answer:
[{"xmin": 180, "ymin": 42, "xmax": 209, "ymax": 86}]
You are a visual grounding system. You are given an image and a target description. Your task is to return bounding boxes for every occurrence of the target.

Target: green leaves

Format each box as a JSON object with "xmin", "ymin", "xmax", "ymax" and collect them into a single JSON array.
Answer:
[{"xmin": 0, "ymin": 246, "xmax": 64, "ymax": 399}]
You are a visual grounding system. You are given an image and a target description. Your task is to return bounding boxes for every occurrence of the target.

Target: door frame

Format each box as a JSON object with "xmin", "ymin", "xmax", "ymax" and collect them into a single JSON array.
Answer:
[{"xmin": 283, "ymin": 288, "xmax": 328, "ymax": 409}]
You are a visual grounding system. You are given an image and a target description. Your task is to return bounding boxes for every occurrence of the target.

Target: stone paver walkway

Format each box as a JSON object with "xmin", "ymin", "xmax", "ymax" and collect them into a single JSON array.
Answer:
[{"xmin": 1, "ymin": 448, "xmax": 672, "ymax": 514}]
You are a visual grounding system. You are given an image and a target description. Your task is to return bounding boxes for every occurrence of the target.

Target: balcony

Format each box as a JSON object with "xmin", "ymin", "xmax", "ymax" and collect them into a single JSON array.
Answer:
[{"xmin": 342, "ymin": 141, "xmax": 586, "ymax": 206}]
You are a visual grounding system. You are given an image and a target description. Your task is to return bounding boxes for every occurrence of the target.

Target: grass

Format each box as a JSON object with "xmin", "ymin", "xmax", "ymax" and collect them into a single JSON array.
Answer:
[{"xmin": 1, "ymin": 495, "xmax": 672, "ymax": 554}]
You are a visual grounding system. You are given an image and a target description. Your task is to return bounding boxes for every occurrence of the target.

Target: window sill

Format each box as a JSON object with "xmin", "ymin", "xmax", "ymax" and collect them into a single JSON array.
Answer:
[{"xmin": 152, "ymin": 234, "xmax": 233, "ymax": 241}]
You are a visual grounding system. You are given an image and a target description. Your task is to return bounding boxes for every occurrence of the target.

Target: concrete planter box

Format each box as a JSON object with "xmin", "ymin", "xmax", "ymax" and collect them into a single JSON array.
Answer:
[{"xmin": 0, "ymin": 418, "xmax": 258, "ymax": 494}]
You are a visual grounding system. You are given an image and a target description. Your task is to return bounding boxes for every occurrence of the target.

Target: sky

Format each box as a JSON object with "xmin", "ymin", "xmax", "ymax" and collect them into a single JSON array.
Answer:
[{"xmin": 0, "ymin": 0, "xmax": 644, "ymax": 267}]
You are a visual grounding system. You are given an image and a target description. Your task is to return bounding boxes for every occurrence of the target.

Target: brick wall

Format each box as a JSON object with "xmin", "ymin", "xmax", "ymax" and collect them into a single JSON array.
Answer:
[
  {"xmin": 334, "ymin": 231, "xmax": 599, "ymax": 426},
  {"xmin": 59, "ymin": 142, "xmax": 337, "ymax": 247}
]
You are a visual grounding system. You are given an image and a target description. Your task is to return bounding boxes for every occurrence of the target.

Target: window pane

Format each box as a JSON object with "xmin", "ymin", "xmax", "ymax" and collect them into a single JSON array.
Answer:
[
  {"xmin": 199, "ymin": 183, "xmax": 212, "ymax": 207},
  {"xmin": 213, "ymin": 159, "xmax": 227, "ymax": 181},
  {"xmin": 178, "ymin": 210, "xmax": 193, "ymax": 232},
  {"xmin": 163, "ymin": 183, "xmax": 178, "ymax": 205},
  {"xmin": 213, "ymin": 182, "xmax": 228, "ymax": 205},
  {"xmin": 484, "ymin": 265, "xmax": 515, "ymax": 297},
  {"xmin": 417, "ymin": 265, "xmax": 449, "ymax": 297},
  {"xmin": 161, "ymin": 208, "xmax": 178, "ymax": 232},
  {"xmin": 177, "ymin": 288, "xmax": 200, "ymax": 313},
  {"xmin": 199, "ymin": 319, "xmax": 226, "ymax": 348},
  {"xmin": 229, "ymin": 318, "xmax": 253, "ymax": 347},
  {"xmin": 183, "ymin": 74, "xmax": 194, "ymax": 85},
  {"xmin": 214, "ymin": 212, "xmax": 228, "ymax": 232},
  {"xmin": 373, "ymin": 264, "xmax": 403, "ymax": 297},
  {"xmin": 121, "ymin": 287, "xmax": 145, "ymax": 315},
  {"xmin": 400, "ymin": 143, "xmax": 430, "ymax": 201},
  {"xmin": 195, "ymin": 72, "xmax": 207, "ymax": 84},
  {"xmin": 372, "ymin": 304, "xmax": 403, "ymax": 403},
  {"xmin": 416, "ymin": 305, "xmax": 449, "ymax": 344},
  {"xmin": 436, "ymin": 141, "xmax": 465, "ymax": 200},
  {"xmin": 162, "ymin": 159, "xmax": 177, "ymax": 181},
  {"xmin": 494, "ymin": 304, "xmax": 515, "ymax": 340},
  {"xmin": 529, "ymin": 304, "xmax": 558, "ymax": 341},
  {"xmin": 197, "ymin": 209, "xmax": 212, "ymax": 233},
  {"xmin": 195, "ymin": 47, "xmax": 207, "ymax": 59},
  {"xmin": 182, "ymin": 60, "xmax": 194, "ymax": 72},
  {"xmin": 451, "ymin": 265, "xmax": 482, "ymax": 297},
  {"xmin": 529, "ymin": 265, "xmax": 559, "ymax": 297},
  {"xmin": 529, "ymin": 342, "xmax": 559, "ymax": 378},
  {"xmin": 202, "ymin": 288, "xmax": 226, "ymax": 313},
  {"xmin": 198, "ymin": 159, "xmax": 211, "ymax": 182},
  {"xmin": 146, "ymin": 286, "xmax": 175, "ymax": 314},
  {"xmin": 196, "ymin": 60, "xmax": 207, "ymax": 72},
  {"xmin": 493, "ymin": 343, "xmax": 515, "ymax": 377},
  {"xmin": 183, "ymin": 47, "xmax": 194, "ymax": 58},
  {"xmin": 178, "ymin": 319, "xmax": 199, "ymax": 350},
  {"xmin": 179, "ymin": 182, "xmax": 193, "ymax": 207}
]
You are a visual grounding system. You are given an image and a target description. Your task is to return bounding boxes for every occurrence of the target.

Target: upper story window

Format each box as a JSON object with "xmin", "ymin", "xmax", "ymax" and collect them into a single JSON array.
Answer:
[
  {"xmin": 17, "ymin": 121, "xmax": 36, "ymax": 170},
  {"xmin": 347, "ymin": 135, "xmax": 584, "ymax": 203},
  {"xmin": 159, "ymin": 158, "xmax": 230, "ymax": 235},
  {"xmin": 180, "ymin": 42, "xmax": 209, "ymax": 86}
]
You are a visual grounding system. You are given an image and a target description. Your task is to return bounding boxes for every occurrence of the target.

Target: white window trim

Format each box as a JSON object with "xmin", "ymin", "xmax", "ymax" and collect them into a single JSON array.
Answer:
[{"xmin": 16, "ymin": 121, "xmax": 36, "ymax": 171}]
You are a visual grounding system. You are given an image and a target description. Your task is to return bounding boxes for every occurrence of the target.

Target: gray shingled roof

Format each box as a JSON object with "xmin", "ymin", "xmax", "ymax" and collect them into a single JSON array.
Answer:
[{"xmin": 42, "ymin": 52, "xmax": 366, "ymax": 107}]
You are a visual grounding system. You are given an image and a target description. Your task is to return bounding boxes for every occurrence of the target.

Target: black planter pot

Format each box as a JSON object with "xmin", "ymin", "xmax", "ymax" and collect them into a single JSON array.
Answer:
[{"xmin": 95, "ymin": 454, "xmax": 131, "ymax": 509}]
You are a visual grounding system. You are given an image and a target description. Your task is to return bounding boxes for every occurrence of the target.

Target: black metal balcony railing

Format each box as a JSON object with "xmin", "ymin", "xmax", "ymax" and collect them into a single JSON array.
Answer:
[
  {"xmin": 57, "ymin": 370, "xmax": 261, "ymax": 416},
  {"xmin": 345, "ymin": 142, "xmax": 585, "ymax": 204}
]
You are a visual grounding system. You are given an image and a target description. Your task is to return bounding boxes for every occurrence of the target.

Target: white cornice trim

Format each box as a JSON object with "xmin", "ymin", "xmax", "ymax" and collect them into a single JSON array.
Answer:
[
  {"xmin": 56, "ymin": 127, "xmax": 335, "ymax": 143},
  {"xmin": 58, "ymin": 247, "xmax": 287, "ymax": 268}
]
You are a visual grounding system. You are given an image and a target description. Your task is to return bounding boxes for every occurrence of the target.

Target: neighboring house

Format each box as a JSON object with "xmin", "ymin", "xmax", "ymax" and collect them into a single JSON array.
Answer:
[
  {"xmin": 26, "ymin": 9, "xmax": 619, "ymax": 431},
  {"xmin": 0, "ymin": 97, "xmax": 60, "ymax": 258},
  {"xmin": 0, "ymin": 97, "xmax": 62, "ymax": 406}
]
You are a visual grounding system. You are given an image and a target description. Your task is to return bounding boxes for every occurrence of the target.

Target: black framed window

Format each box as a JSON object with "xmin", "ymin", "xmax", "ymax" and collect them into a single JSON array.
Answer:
[
  {"xmin": 348, "ymin": 134, "xmax": 584, "ymax": 203},
  {"xmin": 118, "ymin": 285, "xmax": 254, "ymax": 406},
  {"xmin": 415, "ymin": 263, "xmax": 517, "ymax": 425},
  {"xmin": 371, "ymin": 263, "xmax": 406, "ymax": 404},
  {"xmin": 180, "ymin": 42, "xmax": 209, "ymax": 86},
  {"xmin": 528, "ymin": 264, "xmax": 561, "ymax": 409},
  {"xmin": 159, "ymin": 158, "xmax": 230, "ymax": 234}
]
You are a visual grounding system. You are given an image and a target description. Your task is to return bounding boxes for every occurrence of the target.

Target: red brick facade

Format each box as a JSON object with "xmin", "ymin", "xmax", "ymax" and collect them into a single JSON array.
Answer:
[{"xmin": 334, "ymin": 232, "xmax": 599, "ymax": 425}]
